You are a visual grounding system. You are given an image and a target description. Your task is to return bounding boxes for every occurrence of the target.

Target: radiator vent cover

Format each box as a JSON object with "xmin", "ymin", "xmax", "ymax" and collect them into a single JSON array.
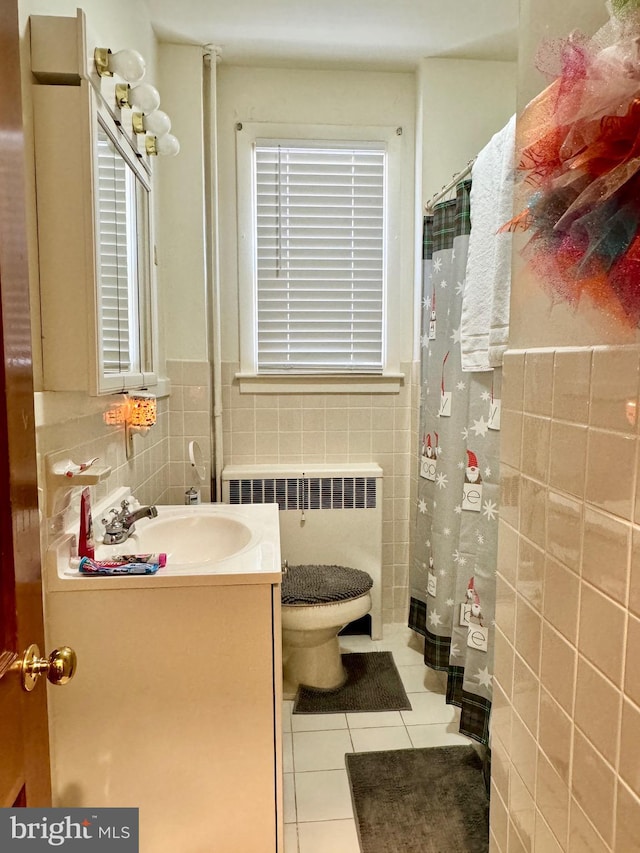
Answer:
[{"xmin": 227, "ymin": 477, "xmax": 377, "ymax": 511}]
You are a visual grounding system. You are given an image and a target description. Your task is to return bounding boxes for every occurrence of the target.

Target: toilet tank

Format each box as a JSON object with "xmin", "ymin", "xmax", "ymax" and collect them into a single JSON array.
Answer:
[{"xmin": 221, "ymin": 464, "xmax": 383, "ymax": 639}]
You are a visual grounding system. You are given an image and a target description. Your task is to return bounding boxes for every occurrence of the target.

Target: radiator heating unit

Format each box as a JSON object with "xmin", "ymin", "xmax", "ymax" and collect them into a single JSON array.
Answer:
[{"xmin": 221, "ymin": 464, "xmax": 383, "ymax": 639}]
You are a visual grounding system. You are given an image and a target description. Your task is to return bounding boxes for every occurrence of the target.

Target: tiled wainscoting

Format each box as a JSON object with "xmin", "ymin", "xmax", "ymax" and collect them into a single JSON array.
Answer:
[
  {"xmin": 35, "ymin": 391, "xmax": 171, "ymax": 548},
  {"xmin": 35, "ymin": 357, "xmax": 420, "ymax": 626},
  {"xmin": 492, "ymin": 346, "xmax": 640, "ymax": 852},
  {"xmin": 221, "ymin": 361, "xmax": 419, "ymax": 626}
]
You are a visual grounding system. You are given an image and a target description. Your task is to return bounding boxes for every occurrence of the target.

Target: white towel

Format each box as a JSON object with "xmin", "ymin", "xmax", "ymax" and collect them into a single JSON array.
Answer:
[{"xmin": 461, "ymin": 114, "xmax": 516, "ymax": 372}]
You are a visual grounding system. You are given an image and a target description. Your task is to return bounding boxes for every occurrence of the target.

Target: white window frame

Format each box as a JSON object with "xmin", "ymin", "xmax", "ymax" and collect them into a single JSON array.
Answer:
[{"xmin": 236, "ymin": 122, "xmax": 404, "ymax": 394}]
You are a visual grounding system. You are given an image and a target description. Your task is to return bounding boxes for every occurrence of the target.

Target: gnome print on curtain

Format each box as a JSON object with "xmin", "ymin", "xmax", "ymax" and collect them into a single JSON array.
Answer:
[
  {"xmin": 421, "ymin": 434, "xmax": 437, "ymax": 481},
  {"xmin": 463, "ymin": 577, "xmax": 488, "ymax": 653},
  {"xmin": 410, "ymin": 183, "xmax": 500, "ymax": 747},
  {"xmin": 420, "ymin": 432, "xmax": 441, "ymax": 481},
  {"xmin": 462, "ymin": 449, "xmax": 483, "ymax": 511}
]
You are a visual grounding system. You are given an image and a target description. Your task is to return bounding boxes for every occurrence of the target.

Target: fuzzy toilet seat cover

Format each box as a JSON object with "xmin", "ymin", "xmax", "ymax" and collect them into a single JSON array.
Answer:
[{"xmin": 282, "ymin": 564, "xmax": 373, "ymax": 605}]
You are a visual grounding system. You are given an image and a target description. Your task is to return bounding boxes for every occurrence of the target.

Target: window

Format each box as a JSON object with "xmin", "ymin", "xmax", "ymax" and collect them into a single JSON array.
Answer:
[
  {"xmin": 254, "ymin": 141, "xmax": 385, "ymax": 373},
  {"xmin": 236, "ymin": 123, "xmax": 403, "ymax": 391},
  {"xmin": 96, "ymin": 117, "xmax": 154, "ymax": 384}
]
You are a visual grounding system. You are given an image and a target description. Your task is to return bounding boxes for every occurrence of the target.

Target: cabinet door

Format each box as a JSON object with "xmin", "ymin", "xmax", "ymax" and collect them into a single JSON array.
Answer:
[
  {"xmin": 46, "ymin": 582, "xmax": 282, "ymax": 853},
  {"xmin": 33, "ymin": 81, "xmax": 158, "ymax": 394}
]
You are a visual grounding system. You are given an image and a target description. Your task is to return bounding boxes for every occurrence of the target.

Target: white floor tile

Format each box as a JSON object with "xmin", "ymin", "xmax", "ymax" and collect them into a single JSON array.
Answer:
[
  {"xmin": 295, "ymin": 770, "xmax": 354, "ymax": 822},
  {"xmin": 397, "ymin": 664, "xmax": 432, "ymax": 693},
  {"xmin": 291, "ymin": 712, "xmax": 348, "ymax": 732},
  {"xmin": 297, "ymin": 820, "xmax": 360, "ymax": 853},
  {"xmin": 423, "ymin": 667, "xmax": 448, "ymax": 693},
  {"xmin": 284, "ymin": 773, "xmax": 297, "ymax": 824},
  {"xmin": 339, "ymin": 634, "xmax": 378, "ymax": 652},
  {"xmin": 284, "ymin": 824, "xmax": 299, "ymax": 853},
  {"xmin": 346, "ymin": 710, "xmax": 404, "ymax": 729},
  {"xmin": 377, "ymin": 642, "xmax": 425, "ymax": 666},
  {"xmin": 401, "ymin": 691, "xmax": 459, "ymax": 726},
  {"xmin": 406, "ymin": 723, "xmax": 473, "ymax": 748},
  {"xmin": 283, "ymin": 732, "xmax": 294, "ymax": 774},
  {"xmin": 381, "ymin": 623, "xmax": 416, "ymax": 642},
  {"xmin": 293, "ymin": 729, "xmax": 353, "ymax": 772},
  {"xmin": 350, "ymin": 726, "xmax": 412, "ymax": 752},
  {"xmin": 397, "ymin": 663, "xmax": 447, "ymax": 694},
  {"xmin": 282, "ymin": 700, "xmax": 294, "ymax": 734}
]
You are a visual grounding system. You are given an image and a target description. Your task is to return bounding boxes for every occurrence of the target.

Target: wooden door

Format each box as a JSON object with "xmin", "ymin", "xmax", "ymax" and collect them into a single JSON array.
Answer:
[{"xmin": 0, "ymin": 0, "xmax": 51, "ymax": 807}]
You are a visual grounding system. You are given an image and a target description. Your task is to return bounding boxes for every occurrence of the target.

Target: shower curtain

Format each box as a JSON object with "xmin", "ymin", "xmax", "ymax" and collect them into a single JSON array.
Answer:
[{"xmin": 409, "ymin": 181, "xmax": 500, "ymax": 746}]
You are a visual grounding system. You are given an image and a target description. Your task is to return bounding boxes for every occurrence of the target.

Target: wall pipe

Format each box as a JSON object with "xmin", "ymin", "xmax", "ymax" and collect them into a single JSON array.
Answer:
[{"xmin": 202, "ymin": 47, "xmax": 224, "ymax": 501}]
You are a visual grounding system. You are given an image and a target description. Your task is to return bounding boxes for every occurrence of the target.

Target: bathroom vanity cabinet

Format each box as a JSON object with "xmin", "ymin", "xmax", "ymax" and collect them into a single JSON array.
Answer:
[{"xmin": 44, "ymin": 503, "xmax": 283, "ymax": 853}]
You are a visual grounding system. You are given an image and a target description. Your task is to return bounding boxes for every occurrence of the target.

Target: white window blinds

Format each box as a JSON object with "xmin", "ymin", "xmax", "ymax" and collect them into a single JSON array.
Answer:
[
  {"xmin": 96, "ymin": 124, "xmax": 136, "ymax": 374},
  {"xmin": 254, "ymin": 141, "xmax": 386, "ymax": 373}
]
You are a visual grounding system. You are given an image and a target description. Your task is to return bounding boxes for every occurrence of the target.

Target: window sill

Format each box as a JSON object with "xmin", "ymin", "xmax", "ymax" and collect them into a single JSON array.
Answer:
[{"xmin": 235, "ymin": 373, "xmax": 404, "ymax": 395}]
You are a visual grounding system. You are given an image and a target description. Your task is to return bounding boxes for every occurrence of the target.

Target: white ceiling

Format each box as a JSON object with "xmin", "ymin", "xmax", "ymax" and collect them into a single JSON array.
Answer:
[{"xmin": 147, "ymin": 0, "xmax": 519, "ymax": 70}]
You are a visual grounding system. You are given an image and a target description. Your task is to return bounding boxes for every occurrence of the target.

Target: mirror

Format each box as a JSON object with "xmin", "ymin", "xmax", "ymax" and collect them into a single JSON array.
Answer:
[{"xmin": 95, "ymin": 115, "xmax": 155, "ymax": 390}]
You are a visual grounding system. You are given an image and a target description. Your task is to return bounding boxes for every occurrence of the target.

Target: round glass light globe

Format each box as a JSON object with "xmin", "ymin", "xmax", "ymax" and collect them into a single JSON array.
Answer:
[
  {"xmin": 144, "ymin": 110, "xmax": 171, "ymax": 137},
  {"xmin": 156, "ymin": 134, "xmax": 180, "ymax": 157},
  {"xmin": 109, "ymin": 49, "xmax": 146, "ymax": 83},
  {"xmin": 128, "ymin": 84, "xmax": 160, "ymax": 113}
]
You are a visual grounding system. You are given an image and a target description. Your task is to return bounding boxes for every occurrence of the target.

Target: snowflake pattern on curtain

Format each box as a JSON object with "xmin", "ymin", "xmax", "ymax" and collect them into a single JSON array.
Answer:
[{"xmin": 409, "ymin": 181, "xmax": 500, "ymax": 746}]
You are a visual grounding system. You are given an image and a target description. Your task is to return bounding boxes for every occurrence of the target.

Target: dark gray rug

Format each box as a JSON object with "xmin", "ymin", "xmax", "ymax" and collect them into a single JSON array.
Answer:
[
  {"xmin": 293, "ymin": 651, "xmax": 412, "ymax": 714},
  {"xmin": 346, "ymin": 746, "xmax": 489, "ymax": 853}
]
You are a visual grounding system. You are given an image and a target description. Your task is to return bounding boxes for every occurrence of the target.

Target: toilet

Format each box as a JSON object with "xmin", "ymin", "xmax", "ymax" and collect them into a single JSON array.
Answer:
[{"xmin": 281, "ymin": 564, "xmax": 373, "ymax": 698}]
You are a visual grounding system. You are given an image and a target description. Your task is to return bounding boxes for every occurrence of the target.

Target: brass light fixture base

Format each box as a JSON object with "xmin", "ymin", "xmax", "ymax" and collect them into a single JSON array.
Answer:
[
  {"xmin": 115, "ymin": 83, "xmax": 130, "ymax": 109},
  {"xmin": 94, "ymin": 47, "xmax": 113, "ymax": 77}
]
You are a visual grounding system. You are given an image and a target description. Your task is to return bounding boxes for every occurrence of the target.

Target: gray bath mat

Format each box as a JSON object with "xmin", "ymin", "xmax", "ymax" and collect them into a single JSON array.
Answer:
[
  {"xmin": 293, "ymin": 651, "xmax": 411, "ymax": 714},
  {"xmin": 346, "ymin": 746, "xmax": 489, "ymax": 853}
]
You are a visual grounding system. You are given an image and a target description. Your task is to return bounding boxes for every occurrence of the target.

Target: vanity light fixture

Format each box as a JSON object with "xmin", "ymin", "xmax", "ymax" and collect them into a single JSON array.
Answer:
[
  {"xmin": 145, "ymin": 133, "xmax": 181, "ymax": 157},
  {"xmin": 124, "ymin": 392, "xmax": 157, "ymax": 460},
  {"xmin": 115, "ymin": 82, "xmax": 161, "ymax": 113},
  {"xmin": 132, "ymin": 109, "xmax": 171, "ymax": 137},
  {"xmin": 94, "ymin": 47, "xmax": 146, "ymax": 83}
]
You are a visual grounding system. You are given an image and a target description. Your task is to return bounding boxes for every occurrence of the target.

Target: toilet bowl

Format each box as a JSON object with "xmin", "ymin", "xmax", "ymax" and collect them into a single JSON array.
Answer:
[{"xmin": 281, "ymin": 564, "xmax": 373, "ymax": 698}]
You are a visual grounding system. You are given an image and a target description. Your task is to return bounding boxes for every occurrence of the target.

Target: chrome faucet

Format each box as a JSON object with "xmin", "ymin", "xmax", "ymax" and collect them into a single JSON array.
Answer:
[{"xmin": 101, "ymin": 500, "xmax": 158, "ymax": 545}]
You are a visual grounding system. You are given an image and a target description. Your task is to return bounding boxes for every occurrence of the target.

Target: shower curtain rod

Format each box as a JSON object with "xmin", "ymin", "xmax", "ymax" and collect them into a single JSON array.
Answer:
[{"xmin": 424, "ymin": 158, "xmax": 476, "ymax": 214}]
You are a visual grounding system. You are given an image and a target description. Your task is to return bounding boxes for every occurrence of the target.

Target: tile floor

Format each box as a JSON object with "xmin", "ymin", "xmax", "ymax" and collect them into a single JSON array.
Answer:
[{"xmin": 282, "ymin": 624, "xmax": 473, "ymax": 853}]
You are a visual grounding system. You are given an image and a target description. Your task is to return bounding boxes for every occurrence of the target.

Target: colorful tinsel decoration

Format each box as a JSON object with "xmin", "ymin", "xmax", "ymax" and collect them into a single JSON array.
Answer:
[{"xmin": 506, "ymin": 0, "xmax": 640, "ymax": 326}]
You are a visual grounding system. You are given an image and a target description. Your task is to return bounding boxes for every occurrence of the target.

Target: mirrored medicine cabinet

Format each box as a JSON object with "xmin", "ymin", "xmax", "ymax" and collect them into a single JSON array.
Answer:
[{"xmin": 31, "ymin": 12, "xmax": 158, "ymax": 395}]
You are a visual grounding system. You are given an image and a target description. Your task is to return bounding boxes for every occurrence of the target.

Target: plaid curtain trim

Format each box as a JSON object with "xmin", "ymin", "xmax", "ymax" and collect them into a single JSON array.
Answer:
[
  {"xmin": 446, "ymin": 668, "xmax": 491, "ymax": 745},
  {"xmin": 429, "ymin": 178, "xmax": 472, "ymax": 254},
  {"xmin": 455, "ymin": 179, "xmax": 472, "ymax": 237},
  {"xmin": 423, "ymin": 216, "xmax": 434, "ymax": 260},
  {"xmin": 406, "ymin": 639, "xmax": 491, "ymax": 746},
  {"xmin": 459, "ymin": 692, "xmax": 491, "ymax": 746},
  {"xmin": 423, "ymin": 627, "xmax": 452, "ymax": 671},
  {"xmin": 432, "ymin": 200, "xmax": 457, "ymax": 254},
  {"xmin": 408, "ymin": 596, "xmax": 427, "ymax": 635}
]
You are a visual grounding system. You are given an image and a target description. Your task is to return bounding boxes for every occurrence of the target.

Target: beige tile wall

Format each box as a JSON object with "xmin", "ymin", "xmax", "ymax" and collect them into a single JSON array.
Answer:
[
  {"xmin": 36, "ymin": 358, "xmax": 211, "ymax": 554},
  {"xmin": 492, "ymin": 345, "xmax": 640, "ymax": 852},
  {"xmin": 35, "ymin": 392, "xmax": 171, "ymax": 546},
  {"xmin": 37, "ymin": 354, "xmax": 418, "ymax": 626},
  {"xmin": 166, "ymin": 359, "xmax": 212, "ymax": 504},
  {"xmin": 221, "ymin": 361, "xmax": 417, "ymax": 625}
]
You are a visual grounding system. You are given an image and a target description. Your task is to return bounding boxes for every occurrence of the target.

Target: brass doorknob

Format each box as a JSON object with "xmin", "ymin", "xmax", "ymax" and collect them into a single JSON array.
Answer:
[{"xmin": 20, "ymin": 644, "xmax": 77, "ymax": 692}]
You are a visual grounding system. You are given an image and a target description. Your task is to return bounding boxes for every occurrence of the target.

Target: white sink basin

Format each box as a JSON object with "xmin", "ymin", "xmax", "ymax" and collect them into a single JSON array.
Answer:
[
  {"xmin": 122, "ymin": 514, "xmax": 253, "ymax": 565},
  {"xmin": 49, "ymin": 496, "xmax": 281, "ymax": 590},
  {"xmin": 96, "ymin": 506, "xmax": 257, "ymax": 570}
]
